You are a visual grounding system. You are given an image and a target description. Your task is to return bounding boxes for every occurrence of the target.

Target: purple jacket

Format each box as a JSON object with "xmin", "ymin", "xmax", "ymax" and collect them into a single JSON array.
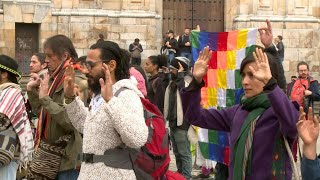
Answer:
[{"xmin": 181, "ymin": 84, "xmax": 299, "ymax": 180}]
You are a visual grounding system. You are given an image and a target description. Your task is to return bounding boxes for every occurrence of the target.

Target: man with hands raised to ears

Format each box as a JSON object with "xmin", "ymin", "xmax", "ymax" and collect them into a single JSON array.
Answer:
[{"xmin": 63, "ymin": 41, "xmax": 148, "ymax": 180}]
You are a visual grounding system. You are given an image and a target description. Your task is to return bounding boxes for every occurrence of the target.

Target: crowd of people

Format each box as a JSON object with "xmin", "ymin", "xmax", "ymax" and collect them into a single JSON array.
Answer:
[{"xmin": 0, "ymin": 19, "xmax": 319, "ymax": 180}]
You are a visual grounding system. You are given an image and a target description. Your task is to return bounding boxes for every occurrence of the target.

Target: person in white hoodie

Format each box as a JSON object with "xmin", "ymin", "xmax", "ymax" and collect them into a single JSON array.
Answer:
[{"xmin": 63, "ymin": 41, "xmax": 149, "ymax": 180}]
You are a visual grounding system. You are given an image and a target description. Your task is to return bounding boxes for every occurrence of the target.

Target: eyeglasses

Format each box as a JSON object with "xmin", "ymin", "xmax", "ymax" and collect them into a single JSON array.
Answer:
[{"xmin": 84, "ymin": 61, "xmax": 103, "ymax": 70}]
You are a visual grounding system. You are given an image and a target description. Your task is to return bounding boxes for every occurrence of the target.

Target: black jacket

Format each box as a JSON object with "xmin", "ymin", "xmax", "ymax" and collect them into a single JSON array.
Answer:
[
  {"xmin": 276, "ymin": 41, "xmax": 284, "ymax": 58},
  {"xmin": 264, "ymin": 45, "xmax": 287, "ymax": 90},
  {"xmin": 146, "ymin": 72, "xmax": 170, "ymax": 114},
  {"xmin": 178, "ymin": 34, "xmax": 191, "ymax": 53},
  {"xmin": 163, "ymin": 37, "xmax": 178, "ymax": 52}
]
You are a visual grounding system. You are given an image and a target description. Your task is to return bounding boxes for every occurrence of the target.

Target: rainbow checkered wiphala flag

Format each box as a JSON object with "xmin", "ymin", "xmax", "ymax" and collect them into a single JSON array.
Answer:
[{"xmin": 191, "ymin": 29, "xmax": 258, "ymax": 165}]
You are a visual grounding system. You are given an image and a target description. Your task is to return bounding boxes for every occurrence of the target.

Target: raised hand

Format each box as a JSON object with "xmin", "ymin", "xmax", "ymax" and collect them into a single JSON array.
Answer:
[
  {"xmin": 27, "ymin": 73, "xmax": 41, "ymax": 91},
  {"xmin": 178, "ymin": 62, "xmax": 184, "ymax": 72},
  {"xmin": 249, "ymin": 48, "xmax": 272, "ymax": 85},
  {"xmin": 162, "ymin": 66, "xmax": 169, "ymax": 74},
  {"xmin": 64, "ymin": 63, "xmax": 76, "ymax": 98},
  {"xmin": 258, "ymin": 19, "xmax": 273, "ymax": 48},
  {"xmin": 39, "ymin": 74, "xmax": 49, "ymax": 99},
  {"xmin": 297, "ymin": 107, "xmax": 319, "ymax": 146},
  {"xmin": 100, "ymin": 63, "xmax": 113, "ymax": 102},
  {"xmin": 193, "ymin": 46, "xmax": 212, "ymax": 83}
]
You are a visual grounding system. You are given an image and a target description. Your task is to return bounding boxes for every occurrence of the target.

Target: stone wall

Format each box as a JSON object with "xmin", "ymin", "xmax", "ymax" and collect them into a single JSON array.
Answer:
[
  {"xmin": 1, "ymin": 0, "xmax": 320, "ymax": 81},
  {"xmin": 225, "ymin": 0, "xmax": 320, "ymax": 81},
  {"xmin": 0, "ymin": 0, "xmax": 162, "ymax": 61}
]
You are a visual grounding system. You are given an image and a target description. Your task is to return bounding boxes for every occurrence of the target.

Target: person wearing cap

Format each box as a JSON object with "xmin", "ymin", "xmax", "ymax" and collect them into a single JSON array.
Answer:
[
  {"xmin": 129, "ymin": 38, "xmax": 143, "ymax": 66},
  {"xmin": 163, "ymin": 30, "xmax": 179, "ymax": 63},
  {"xmin": 63, "ymin": 41, "xmax": 148, "ymax": 179},
  {"xmin": 163, "ymin": 57, "xmax": 192, "ymax": 179},
  {"xmin": 26, "ymin": 35, "xmax": 82, "ymax": 180},
  {"xmin": 0, "ymin": 55, "xmax": 34, "ymax": 180}
]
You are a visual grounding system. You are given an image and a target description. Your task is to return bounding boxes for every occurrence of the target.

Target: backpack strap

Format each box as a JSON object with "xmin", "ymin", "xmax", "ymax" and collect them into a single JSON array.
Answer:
[
  {"xmin": 114, "ymin": 87, "xmax": 128, "ymax": 97},
  {"xmin": 287, "ymin": 80, "xmax": 296, "ymax": 98},
  {"xmin": 81, "ymin": 147, "xmax": 135, "ymax": 169},
  {"xmin": 305, "ymin": 77, "xmax": 313, "ymax": 111}
]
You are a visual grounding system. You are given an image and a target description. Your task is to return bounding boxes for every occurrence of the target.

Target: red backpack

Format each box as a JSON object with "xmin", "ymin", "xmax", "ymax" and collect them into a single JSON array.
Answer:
[
  {"xmin": 111, "ymin": 89, "xmax": 170, "ymax": 180},
  {"xmin": 164, "ymin": 170, "xmax": 186, "ymax": 180},
  {"xmin": 133, "ymin": 97, "xmax": 171, "ymax": 179}
]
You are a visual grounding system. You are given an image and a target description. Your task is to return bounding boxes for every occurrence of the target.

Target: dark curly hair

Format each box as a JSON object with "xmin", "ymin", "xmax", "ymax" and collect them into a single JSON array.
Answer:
[
  {"xmin": 33, "ymin": 53, "xmax": 46, "ymax": 65},
  {"xmin": 240, "ymin": 45, "xmax": 279, "ymax": 83},
  {"xmin": 148, "ymin": 54, "xmax": 168, "ymax": 70},
  {"xmin": 90, "ymin": 41, "xmax": 130, "ymax": 81}
]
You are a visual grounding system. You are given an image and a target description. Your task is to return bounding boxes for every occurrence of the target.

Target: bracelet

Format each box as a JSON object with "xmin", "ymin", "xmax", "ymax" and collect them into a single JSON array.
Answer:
[{"xmin": 64, "ymin": 95, "xmax": 76, "ymax": 104}]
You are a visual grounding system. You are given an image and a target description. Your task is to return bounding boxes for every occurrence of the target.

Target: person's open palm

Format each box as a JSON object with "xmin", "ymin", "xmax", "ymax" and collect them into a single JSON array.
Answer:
[
  {"xmin": 39, "ymin": 74, "xmax": 50, "ymax": 99},
  {"xmin": 193, "ymin": 46, "xmax": 212, "ymax": 83},
  {"xmin": 27, "ymin": 73, "xmax": 41, "ymax": 90},
  {"xmin": 259, "ymin": 19, "xmax": 273, "ymax": 48},
  {"xmin": 64, "ymin": 63, "xmax": 76, "ymax": 98},
  {"xmin": 178, "ymin": 62, "xmax": 184, "ymax": 72},
  {"xmin": 297, "ymin": 107, "xmax": 319, "ymax": 146},
  {"xmin": 249, "ymin": 48, "xmax": 272, "ymax": 84},
  {"xmin": 100, "ymin": 63, "xmax": 113, "ymax": 102}
]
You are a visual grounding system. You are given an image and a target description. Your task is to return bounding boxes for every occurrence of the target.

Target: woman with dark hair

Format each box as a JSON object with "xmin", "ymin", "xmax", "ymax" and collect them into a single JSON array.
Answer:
[
  {"xmin": 121, "ymin": 48, "xmax": 148, "ymax": 97},
  {"xmin": 144, "ymin": 54, "xmax": 170, "ymax": 113},
  {"xmin": 180, "ymin": 47, "xmax": 299, "ymax": 180}
]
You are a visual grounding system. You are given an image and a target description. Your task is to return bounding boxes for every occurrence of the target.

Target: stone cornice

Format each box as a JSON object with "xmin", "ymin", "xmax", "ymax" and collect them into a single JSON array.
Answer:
[
  {"xmin": 0, "ymin": 0, "xmax": 51, "ymax": 4},
  {"xmin": 234, "ymin": 15, "xmax": 320, "ymax": 23},
  {"xmin": 52, "ymin": 9, "xmax": 162, "ymax": 19}
]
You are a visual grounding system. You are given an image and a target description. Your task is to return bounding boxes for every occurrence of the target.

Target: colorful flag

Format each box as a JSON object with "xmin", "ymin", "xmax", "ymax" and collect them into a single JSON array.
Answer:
[{"xmin": 191, "ymin": 29, "xmax": 257, "ymax": 165}]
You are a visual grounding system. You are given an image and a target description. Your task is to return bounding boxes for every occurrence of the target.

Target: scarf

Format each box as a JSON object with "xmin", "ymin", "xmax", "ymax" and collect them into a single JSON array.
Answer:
[
  {"xmin": 35, "ymin": 60, "xmax": 70, "ymax": 148},
  {"xmin": 0, "ymin": 83, "xmax": 34, "ymax": 166},
  {"xmin": 164, "ymin": 75, "xmax": 192, "ymax": 127},
  {"xmin": 233, "ymin": 93, "xmax": 271, "ymax": 180}
]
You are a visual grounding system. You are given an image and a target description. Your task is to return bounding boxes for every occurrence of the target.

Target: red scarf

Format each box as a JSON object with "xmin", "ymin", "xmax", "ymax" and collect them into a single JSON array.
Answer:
[{"xmin": 35, "ymin": 60, "xmax": 70, "ymax": 148}]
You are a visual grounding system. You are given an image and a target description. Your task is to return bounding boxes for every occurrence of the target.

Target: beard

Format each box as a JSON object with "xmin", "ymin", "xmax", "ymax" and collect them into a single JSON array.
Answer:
[{"xmin": 86, "ymin": 70, "xmax": 105, "ymax": 95}]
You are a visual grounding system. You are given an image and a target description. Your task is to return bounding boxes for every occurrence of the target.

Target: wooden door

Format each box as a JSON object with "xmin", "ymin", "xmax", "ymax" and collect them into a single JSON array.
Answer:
[
  {"xmin": 15, "ymin": 23, "xmax": 39, "ymax": 75},
  {"xmin": 162, "ymin": 0, "xmax": 224, "ymax": 37}
]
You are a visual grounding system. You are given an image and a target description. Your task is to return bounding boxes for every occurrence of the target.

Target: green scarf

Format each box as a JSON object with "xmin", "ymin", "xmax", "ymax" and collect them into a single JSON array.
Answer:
[{"xmin": 232, "ymin": 93, "xmax": 271, "ymax": 180}]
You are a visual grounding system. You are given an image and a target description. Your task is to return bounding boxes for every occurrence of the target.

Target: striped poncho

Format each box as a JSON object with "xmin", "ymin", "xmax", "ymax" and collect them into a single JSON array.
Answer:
[{"xmin": 0, "ymin": 83, "xmax": 34, "ymax": 166}]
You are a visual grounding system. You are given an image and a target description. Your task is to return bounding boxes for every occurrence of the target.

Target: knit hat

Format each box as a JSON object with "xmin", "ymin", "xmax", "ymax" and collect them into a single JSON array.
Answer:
[
  {"xmin": 0, "ymin": 55, "xmax": 21, "ymax": 78},
  {"xmin": 130, "ymin": 67, "xmax": 147, "ymax": 97},
  {"xmin": 169, "ymin": 57, "xmax": 190, "ymax": 71}
]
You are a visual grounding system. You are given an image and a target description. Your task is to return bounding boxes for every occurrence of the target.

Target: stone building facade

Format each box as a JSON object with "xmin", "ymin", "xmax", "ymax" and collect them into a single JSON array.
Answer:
[
  {"xmin": 0, "ymin": 0, "xmax": 163, "ymax": 75},
  {"xmin": 0, "ymin": 0, "xmax": 320, "ymax": 81},
  {"xmin": 225, "ymin": 0, "xmax": 320, "ymax": 81}
]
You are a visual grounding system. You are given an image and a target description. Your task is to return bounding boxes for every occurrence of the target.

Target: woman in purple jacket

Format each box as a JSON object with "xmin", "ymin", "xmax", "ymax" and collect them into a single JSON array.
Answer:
[{"xmin": 180, "ymin": 47, "xmax": 299, "ymax": 180}]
